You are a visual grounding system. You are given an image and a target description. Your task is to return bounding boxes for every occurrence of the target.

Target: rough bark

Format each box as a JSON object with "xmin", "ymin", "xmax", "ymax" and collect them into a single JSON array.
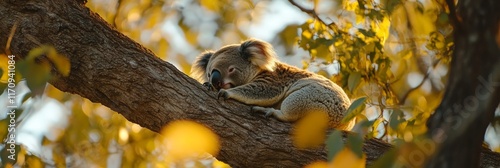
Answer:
[
  {"xmin": 0, "ymin": 0, "xmax": 498, "ymax": 167},
  {"xmin": 425, "ymin": 0, "xmax": 500, "ymax": 167}
]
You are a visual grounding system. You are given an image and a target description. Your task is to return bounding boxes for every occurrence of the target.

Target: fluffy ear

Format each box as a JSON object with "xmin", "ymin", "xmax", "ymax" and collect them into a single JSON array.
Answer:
[
  {"xmin": 239, "ymin": 39, "xmax": 277, "ymax": 72},
  {"xmin": 190, "ymin": 51, "xmax": 214, "ymax": 83}
]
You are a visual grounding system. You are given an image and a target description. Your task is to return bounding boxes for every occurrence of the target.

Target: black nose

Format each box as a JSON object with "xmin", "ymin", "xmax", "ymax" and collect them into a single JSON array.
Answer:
[{"xmin": 210, "ymin": 70, "xmax": 222, "ymax": 90}]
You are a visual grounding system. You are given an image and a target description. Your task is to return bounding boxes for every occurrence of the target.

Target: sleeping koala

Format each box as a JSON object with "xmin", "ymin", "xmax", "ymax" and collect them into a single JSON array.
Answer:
[{"xmin": 191, "ymin": 39, "xmax": 354, "ymax": 130}]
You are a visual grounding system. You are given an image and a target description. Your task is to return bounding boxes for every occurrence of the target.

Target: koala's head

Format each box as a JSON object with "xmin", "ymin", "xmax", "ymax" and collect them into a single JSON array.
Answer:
[{"xmin": 191, "ymin": 39, "xmax": 278, "ymax": 90}]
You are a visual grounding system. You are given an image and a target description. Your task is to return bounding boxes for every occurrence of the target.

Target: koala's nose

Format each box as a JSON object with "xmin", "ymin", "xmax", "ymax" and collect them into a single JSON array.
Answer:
[{"xmin": 210, "ymin": 70, "xmax": 223, "ymax": 90}]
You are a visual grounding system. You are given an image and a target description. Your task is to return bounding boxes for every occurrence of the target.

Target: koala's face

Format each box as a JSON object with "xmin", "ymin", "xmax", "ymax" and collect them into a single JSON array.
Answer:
[
  {"xmin": 206, "ymin": 45, "xmax": 259, "ymax": 90},
  {"xmin": 191, "ymin": 39, "xmax": 278, "ymax": 90}
]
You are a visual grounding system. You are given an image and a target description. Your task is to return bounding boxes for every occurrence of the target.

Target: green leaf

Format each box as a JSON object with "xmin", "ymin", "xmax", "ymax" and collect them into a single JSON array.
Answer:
[
  {"xmin": 342, "ymin": 96, "xmax": 367, "ymax": 123},
  {"xmin": 0, "ymin": 67, "xmax": 6, "ymax": 92},
  {"xmin": 326, "ymin": 130, "xmax": 344, "ymax": 161},
  {"xmin": 21, "ymin": 92, "xmax": 32, "ymax": 103},
  {"xmin": 416, "ymin": 2, "xmax": 424, "ymax": 13},
  {"xmin": 17, "ymin": 60, "xmax": 51, "ymax": 96},
  {"xmin": 348, "ymin": 72, "xmax": 362, "ymax": 92},
  {"xmin": 369, "ymin": 149, "xmax": 397, "ymax": 168},
  {"xmin": 279, "ymin": 24, "xmax": 299, "ymax": 55},
  {"xmin": 359, "ymin": 29, "xmax": 375, "ymax": 37},
  {"xmin": 389, "ymin": 109, "xmax": 404, "ymax": 130},
  {"xmin": 384, "ymin": 0, "xmax": 401, "ymax": 14},
  {"xmin": 0, "ymin": 83, "xmax": 6, "ymax": 93},
  {"xmin": 371, "ymin": 118, "xmax": 384, "ymax": 137},
  {"xmin": 347, "ymin": 133, "xmax": 364, "ymax": 158}
]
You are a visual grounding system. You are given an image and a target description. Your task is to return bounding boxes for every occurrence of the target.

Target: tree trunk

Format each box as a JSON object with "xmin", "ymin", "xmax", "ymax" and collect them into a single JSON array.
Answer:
[
  {"xmin": 0, "ymin": 0, "xmax": 498, "ymax": 167},
  {"xmin": 425, "ymin": 0, "xmax": 500, "ymax": 167}
]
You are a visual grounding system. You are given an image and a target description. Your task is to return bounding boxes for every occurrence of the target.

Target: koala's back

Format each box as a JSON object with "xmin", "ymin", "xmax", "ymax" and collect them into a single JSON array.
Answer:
[{"xmin": 262, "ymin": 62, "xmax": 352, "ymax": 128}]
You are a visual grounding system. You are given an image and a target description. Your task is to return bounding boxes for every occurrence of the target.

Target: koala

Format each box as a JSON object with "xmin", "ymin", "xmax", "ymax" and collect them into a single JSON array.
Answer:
[{"xmin": 191, "ymin": 39, "xmax": 354, "ymax": 130}]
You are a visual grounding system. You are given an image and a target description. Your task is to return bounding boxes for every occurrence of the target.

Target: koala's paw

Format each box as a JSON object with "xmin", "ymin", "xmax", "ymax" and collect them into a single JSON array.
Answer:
[
  {"xmin": 252, "ymin": 106, "xmax": 274, "ymax": 118},
  {"xmin": 264, "ymin": 111, "xmax": 274, "ymax": 118},
  {"xmin": 202, "ymin": 82, "xmax": 215, "ymax": 91},
  {"xmin": 217, "ymin": 89, "xmax": 229, "ymax": 100}
]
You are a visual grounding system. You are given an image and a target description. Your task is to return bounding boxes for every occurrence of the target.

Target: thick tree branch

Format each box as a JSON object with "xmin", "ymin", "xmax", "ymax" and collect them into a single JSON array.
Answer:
[{"xmin": 0, "ymin": 0, "xmax": 498, "ymax": 167}]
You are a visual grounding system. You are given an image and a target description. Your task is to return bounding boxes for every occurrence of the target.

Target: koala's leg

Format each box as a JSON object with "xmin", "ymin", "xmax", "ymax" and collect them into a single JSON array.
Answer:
[
  {"xmin": 251, "ymin": 106, "xmax": 290, "ymax": 119},
  {"xmin": 280, "ymin": 83, "xmax": 340, "ymax": 123},
  {"xmin": 220, "ymin": 82, "xmax": 285, "ymax": 107},
  {"xmin": 247, "ymin": 89, "xmax": 312, "ymax": 122}
]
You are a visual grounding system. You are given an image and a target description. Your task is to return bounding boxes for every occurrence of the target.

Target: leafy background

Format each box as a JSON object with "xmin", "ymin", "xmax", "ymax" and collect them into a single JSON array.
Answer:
[{"xmin": 0, "ymin": 0, "xmax": 499, "ymax": 167}]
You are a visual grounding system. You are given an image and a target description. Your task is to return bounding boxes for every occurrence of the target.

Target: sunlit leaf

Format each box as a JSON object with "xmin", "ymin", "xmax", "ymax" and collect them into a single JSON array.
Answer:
[
  {"xmin": 359, "ymin": 29, "xmax": 375, "ymax": 38},
  {"xmin": 342, "ymin": 97, "xmax": 367, "ymax": 123},
  {"xmin": 0, "ymin": 119, "xmax": 9, "ymax": 142},
  {"xmin": 417, "ymin": 96, "xmax": 428, "ymax": 111},
  {"xmin": 0, "ymin": 54, "xmax": 7, "ymax": 82},
  {"xmin": 389, "ymin": 109, "xmax": 404, "ymax": 131},
  {"xmin": 371, "ymin": 118, "xmax": 385, "ymax": 137},
  {"xmin": 293, "ymin": 111, "xmax": 329, "ymax": 149},
  {"xmin": 53, "ymin": 147, "xmax": 66, "ymax": 167},
  {"xmin": 46, "ymin": 50, "xmax": 71, "ymax": 76},
  {"xmin": 304, "ymin": 161, "xmax": 329, "ymax": 168},
  {"xmin": 200, "ymin": 0, "xmax": 221, "ymax": 12},
  {"xmin": 280, "ymin": 24, "xmax": 299, "ymax": 55},
  {"xmin": 25, "ymin": 153, "xmax": 43, "ymax": 168},
  {"xmin": 348, "ymin": 72, "xmax": 362, "ymax": 92},
  {"xmin": 330, "ymin": 148, "xmax": 366, "ymax": 168},
  {"xmin": 213, "ymin": 159, "xmax": 231, "ymax": 168},
  {"xmin": 17, "ymin": 60, "xmax": 51, "ymax": 96},
  {"xmin": 384, "ymin": 0, "xmax": 401, "ymax": 14},
  {"xmin": 161, "ymin": 120, "xmax": 220, "ymax": 162}
]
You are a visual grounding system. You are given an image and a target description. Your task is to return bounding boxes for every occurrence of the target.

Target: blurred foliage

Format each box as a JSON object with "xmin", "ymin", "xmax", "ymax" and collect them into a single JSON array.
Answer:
[{"xmin": 0, "ymin": 0, "xmax": 498, "ymax": 167}]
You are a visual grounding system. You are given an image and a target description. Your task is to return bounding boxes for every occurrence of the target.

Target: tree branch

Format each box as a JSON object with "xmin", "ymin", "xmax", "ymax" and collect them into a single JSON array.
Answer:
[{"xmin": 0, "ymin": 0, "xmax": 498, "ymax": 167}]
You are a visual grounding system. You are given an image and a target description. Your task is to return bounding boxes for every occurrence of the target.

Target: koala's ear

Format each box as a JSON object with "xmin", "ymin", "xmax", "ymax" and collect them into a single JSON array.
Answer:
[
  {"xmin": 190, "ymin": 51, "xmax": 214, "ymax": 82},
  {"xmin": 239, "ymin": 39, "xmax": 277, "ymax": 72}
]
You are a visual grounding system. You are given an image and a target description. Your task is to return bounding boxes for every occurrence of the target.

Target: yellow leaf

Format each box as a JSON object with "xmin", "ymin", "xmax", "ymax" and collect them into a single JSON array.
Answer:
[
  {"xmin": 305, "ymin": 161, "xmax": 329, "ymax": 168},
  {"xmin": 200, "ymin": 0, "xmax": 220, "ymax": 12},
  {"xmin": 146, "ymin": 7, "xmax": 162, "ymax": 29},
  {"xmin": 417, "ymin": 96, "xmax": 427, "ymax": 111},
  {"xmin": 26, "ymin": 45, "xmax": 50, "ymax": 61},
  {"xmin": 0, "ymin": 54, "xmax": 8, "ymax": 81},
  {"xmin": 47, "ymin": 52, "xmax": 71, "ymax": 76},
  {"xmin": 160, "ymin": 120, "xmax": 220, "ymax": 162},
  {"xmin": 213, "ymin": 159, "xmax": 231, "ymax": 168},
  {"xmin": 25, "ymin": 45, "xmax": 71, "ymax": 76},
  {"xmin": 330, "ymin": 148, "xmax": 366, "ymax": 168},
  {"xmin": 302, "ymin": 30, "xmax": 313, "ymax": 39},
  {"xmin": 293, "ymin": 111, "xmax": 329, "ymax": 149},
  {"xmin": 404, "ymin": 2, "xmax": 435, "ymax": 35},
  {"xmin": 45, "ymin": 84, "xmax": 66, "ymax": 101}
]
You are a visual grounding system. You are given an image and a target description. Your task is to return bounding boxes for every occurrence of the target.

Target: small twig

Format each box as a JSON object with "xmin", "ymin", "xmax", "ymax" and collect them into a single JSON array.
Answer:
[
  {"xmin": 5, "ymin": 22, "xmax": 17, "ymax": 55},
  {"xmin": 288, "ymin": 0, "xmax": 345, "ymax": 34},
  {"xmin": 112, "ymin": 0, "xmax": 123, "ymax": 28},
  {"xmin": 400, "ymin": 59, "xmax": 442, "ymax": 103}
]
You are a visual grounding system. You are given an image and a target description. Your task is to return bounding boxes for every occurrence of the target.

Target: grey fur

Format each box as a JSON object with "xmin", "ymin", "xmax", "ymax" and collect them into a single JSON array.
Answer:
[{"xmin": 190, "ymin": 39, "xmax": 354, "ymax": 130}]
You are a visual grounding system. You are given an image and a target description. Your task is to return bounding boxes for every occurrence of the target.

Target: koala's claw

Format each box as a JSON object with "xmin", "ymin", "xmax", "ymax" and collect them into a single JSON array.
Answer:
[
  {"xmin": 264, "ymin": 111, "xmax": 274, "ymax": 118},
  {"xmin": 264, "ymin": 111, "xmax": 273, "ymax": 118},
  {"xmin": 202, "ymin": 82, "xmax": 214, "ymax": 91},
  {"xmin": 217, "ymin": 90, "xmax": 229, "ymax": 100}
]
